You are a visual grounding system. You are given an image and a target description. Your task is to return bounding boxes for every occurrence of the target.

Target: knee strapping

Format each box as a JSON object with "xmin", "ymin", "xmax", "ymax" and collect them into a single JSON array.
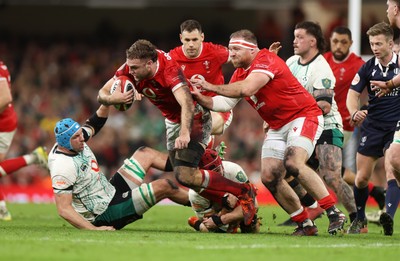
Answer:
[{"xmin": 121, "ymin": 158, "xmax": 146, "ymax": 183}]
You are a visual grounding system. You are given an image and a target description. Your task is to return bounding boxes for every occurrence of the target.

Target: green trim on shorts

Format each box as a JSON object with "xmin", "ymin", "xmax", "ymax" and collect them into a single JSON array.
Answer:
[
  {"xmin": 317, "ymin": 128, "xmax": 344, "ymax": 148},
  {"xmin": 331, "ymin": 128, "xmax": 344, "ymax": 148}
]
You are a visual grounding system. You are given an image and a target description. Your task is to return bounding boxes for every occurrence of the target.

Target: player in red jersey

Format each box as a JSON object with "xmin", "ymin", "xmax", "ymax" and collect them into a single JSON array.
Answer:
[
  {"xmin": 0, "ymin": 61, "xmax": 48, "ymax": 221},
  {"xmin": 192, "ymin": 29, "xmax": 347, "ymax": 236},
  {"xmin": 97, "ymin": 39, "xmax": 256, "ymax": 225},
  {"xmin": 169, "ymin": 19, "xmax": 232, "ymax": 139}
]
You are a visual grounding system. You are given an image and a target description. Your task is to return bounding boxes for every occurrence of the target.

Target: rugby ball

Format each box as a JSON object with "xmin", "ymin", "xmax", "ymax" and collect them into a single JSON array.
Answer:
[{"xmin": 110, "ymin": 75, "xmax": 135, "ymax": 111}]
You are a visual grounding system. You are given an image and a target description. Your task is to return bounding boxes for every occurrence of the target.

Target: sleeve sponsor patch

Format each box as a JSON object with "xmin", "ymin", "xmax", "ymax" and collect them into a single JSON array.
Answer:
[
  {"xmin": 321, "ymin": 78, "xmax": 332, "ymax": 89},
  {"xmin": 351, "ymin": 73, "xmax": 361, "ymax": 85}
]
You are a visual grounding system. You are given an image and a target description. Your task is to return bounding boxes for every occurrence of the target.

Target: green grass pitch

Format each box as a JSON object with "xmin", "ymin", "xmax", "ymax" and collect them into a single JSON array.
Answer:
[{"xmin": 1, "ymin": 203, "xmax": 400, "ymax": 260}]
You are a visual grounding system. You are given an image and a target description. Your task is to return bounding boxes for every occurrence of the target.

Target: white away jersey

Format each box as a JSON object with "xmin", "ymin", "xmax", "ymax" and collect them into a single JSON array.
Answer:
[
  {"xmin": 48, "ymin": 143, "xmax": 116, "ymax": 222},
  {"xmin": 286, "ymin": 54, "xmax": 343, "ymax": 131}
]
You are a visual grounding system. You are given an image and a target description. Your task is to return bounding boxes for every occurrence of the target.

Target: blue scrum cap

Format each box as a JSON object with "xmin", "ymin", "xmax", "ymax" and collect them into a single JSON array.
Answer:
[{"xmin": 54, "ymin": 118, "xmax": 81, "ymax": 150}]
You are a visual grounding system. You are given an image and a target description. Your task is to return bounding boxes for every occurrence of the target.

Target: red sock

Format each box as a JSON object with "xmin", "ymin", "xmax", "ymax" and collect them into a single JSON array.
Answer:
[
  {"xmin": 317, "ymin": 195, "xmax": 335, "ymax": 210},
  {"xmin": 199, "ymin": 189, "xmax": 226, "ymax": 205},
  {"xmin": 291, "ymin": 208, "xmax": 308, "ymax": 223},
  {"xmin": 367, "ymin": 182, "xmax": 374, "ymax": 193},
  {"xmin": 0, "ymin": 157, "xmax": 28, "ymax": 176},
  {"xmin": 201, "ymin": 169, "xmax": 245, "ymax": 196},
  {"xmin": 0, "ymin": 190, "xmax": 5, "ymax": 201}
]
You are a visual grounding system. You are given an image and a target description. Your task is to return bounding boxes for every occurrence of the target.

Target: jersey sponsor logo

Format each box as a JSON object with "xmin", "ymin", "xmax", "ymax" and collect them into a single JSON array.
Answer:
[
  {"xmin": 293, "ymin": 127, "xmax": 298, "ymax": 132},
  {"xmin": 54, "ymin": 179, "xmax": 67, "ymax": 186},
  {"xmin": 142, "ymin": 87, "xmax": 158, "ymax": 101},
  {"xmin": 91, "ymin": 160, "xmax": 100, "ymax": 172},
  {"xmin": 321, "ymin": 78, "xmax": 332, "ymax": 89},
  {"xmin": 351, "ymin": 73, "xmax": 361, "ymax": 85}
]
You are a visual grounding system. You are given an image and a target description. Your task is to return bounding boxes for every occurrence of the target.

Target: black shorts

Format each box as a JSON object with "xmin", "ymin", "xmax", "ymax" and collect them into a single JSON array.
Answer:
[
  {"xmin": 93, "ymin": 173, "xmax": 142, "ymax": 230},
  {"xmin": 316, "ymin": 128, "xmax": 344, "ymax": 148},
  {"xmin": 358, "ymin": 117, "xmax": 397, "ymax": 157},
  {"xmin": 170, "ymin": 140, "xmax": 205, "ymax": 168}
]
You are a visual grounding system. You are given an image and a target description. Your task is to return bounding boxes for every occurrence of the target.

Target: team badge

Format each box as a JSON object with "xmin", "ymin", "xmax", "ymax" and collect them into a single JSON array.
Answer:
[
  {"xmin": 203, "ymin": 61, "xmax": 210, "ymax": 70},
  {"xmin": 235, "ymin": 171, "xmax": 247, "ymax": 183},
  {"xmin": 321, "ymin": 78, "xmax": 332, "ymax": 89},
  {"xmin": 360, "ymin": 136, "xmax": 367, "ymax": 147}
]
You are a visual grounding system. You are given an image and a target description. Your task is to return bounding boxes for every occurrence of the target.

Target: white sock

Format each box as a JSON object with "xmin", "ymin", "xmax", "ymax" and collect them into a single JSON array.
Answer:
[{"xmin": 308, "ymin": 201, "xmax": 318, "ymax": 209}]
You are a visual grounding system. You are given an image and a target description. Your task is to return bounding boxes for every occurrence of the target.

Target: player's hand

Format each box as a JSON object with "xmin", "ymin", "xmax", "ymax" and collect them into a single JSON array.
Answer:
[
  {"xmin": 202, "ymin": 217, "xmax": 218, "ymax": 229},
  {"xmin": 350, "ymin": 110, "xmax": 367, "ymax": 126},
  {"xmin": 190, "ymin": 84, "xmax": 202, "ymax": 99},
  {"xmin": 93, "ymin": 226, "xmax": 116, "ymax": 231},
  {"xmin": 133, "ymin": 89, "xmax": 143, "ymax": 101},
  {"xmin": 109, "ymin": 82, "xmax": 135, "ymax": 105},
  {"xmin": 190, "ymin": 78, "xmax": 214, "ymax": 92},
  {"xmin": 370, "ymin": 80, "xmax": 392, "ymax": 98},
  {"xmin": 269, "ymin": 42, "xmax": 282, "ymax": 54},
  {"xmin": 174, "ymin": 132, "xmax": 190, "ymax": 149},
  {"xmin": 263, "ymin": 121, "xmax": 270, "ymax": 133}
]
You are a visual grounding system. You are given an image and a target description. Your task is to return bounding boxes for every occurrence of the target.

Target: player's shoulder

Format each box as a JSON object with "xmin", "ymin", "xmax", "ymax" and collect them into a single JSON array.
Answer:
[
  {"xmin": 348, "ymin": 53, "xmax": 365, "ymax": 64},
  {"xmin": 315, "ymin": 54, "xmax": 333, "ymax": 67},
  {"xmin": 286, "ymin": 55, "xmax": 300, "ymax": 66},
  {"xmin": 323, "ymin": 51, "xmax": 332, "ymax": 60},
  {"xmin": 360, "ymin": 57, "xmax": 376, "ymax": 71},
  {"xmin": 168, "ymin": 46, "xmax": 182, "ymax": 58},
  {"xmin": 203, "ymin": 41, "xmax": 226, "ymax": 49}
]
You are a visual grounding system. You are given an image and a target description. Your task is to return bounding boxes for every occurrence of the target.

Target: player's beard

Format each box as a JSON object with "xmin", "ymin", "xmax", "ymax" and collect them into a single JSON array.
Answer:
[{"xmin": 333, "ymin": 50, "xmax": 349, "ymax": 62}]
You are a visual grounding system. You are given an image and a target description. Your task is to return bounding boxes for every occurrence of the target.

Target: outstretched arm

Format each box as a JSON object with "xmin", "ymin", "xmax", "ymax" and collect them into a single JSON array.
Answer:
[
  {"xmin": 192, "ymin": 72, "xmax": 270, "ymax": 98},
  {"xmin": 82, "ymin": 105, "xmax": 110, "ymax": 141},
  {"xmin": 54, "ymin": 193, "xmax": 115, "ymax": 230}
]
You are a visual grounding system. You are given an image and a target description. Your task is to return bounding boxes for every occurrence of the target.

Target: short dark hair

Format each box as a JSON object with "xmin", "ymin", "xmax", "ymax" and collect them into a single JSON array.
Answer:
[
  {"xmin": 126, "ymin": 39, "xmax": 158, "ymax": 62},
  {"xmin": 295, "ymin": 21, "xmax": 326, "ymax": 53},
  {"xmin": 180, "ymin": 19, "xmax": 202, "ymax": 34},
  {"xmin": 331, "ymin": 26, "xmax": 352, "ymax": 40}
]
